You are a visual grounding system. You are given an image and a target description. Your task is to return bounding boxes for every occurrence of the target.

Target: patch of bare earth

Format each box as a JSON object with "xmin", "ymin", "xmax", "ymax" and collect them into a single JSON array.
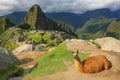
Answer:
[
  {"xmin": 34, "ymin": 39, "xmax": 120, "ymax": 80},
  {"xmin": 17, "ymin": 51, "xmax": 47, "ymax": 68},
  {"xmin": 8, "ymin": 51, "xmax": 48, "ymax": 80}
]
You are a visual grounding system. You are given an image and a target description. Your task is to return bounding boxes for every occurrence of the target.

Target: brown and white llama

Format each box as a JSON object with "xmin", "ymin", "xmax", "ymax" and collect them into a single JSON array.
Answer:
[{"xmin": 73, "ymin": 50, "xmax": 111, "ymax": 73}]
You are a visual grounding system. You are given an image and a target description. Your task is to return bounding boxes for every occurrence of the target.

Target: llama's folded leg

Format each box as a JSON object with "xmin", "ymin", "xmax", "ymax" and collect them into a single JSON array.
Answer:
[{"xmin": 104, "ymin": 60, "xmax": 110, "ymax": 70}]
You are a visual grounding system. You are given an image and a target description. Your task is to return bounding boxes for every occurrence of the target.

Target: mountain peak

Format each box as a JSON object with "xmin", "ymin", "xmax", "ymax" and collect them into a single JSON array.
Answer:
[
  {"xmin": 32, "ymin": 4, "xmax": 40, "ymax": 7},
  {"xmin": 24, "ymin": 4, "xmax": 47, "ymax": 29},
  {"xmin": 29, "ymin": 4, "xmax": 44, "ymax": 15}
]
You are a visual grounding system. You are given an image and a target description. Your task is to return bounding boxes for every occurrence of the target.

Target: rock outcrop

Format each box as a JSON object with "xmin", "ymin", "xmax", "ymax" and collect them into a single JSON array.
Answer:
[
  {"xmin": 0, "ymin": 47, "xmax": 18, "ymax": 69},
  {"xmin": 95, "ymin": 37, "xmax": 120, "ymax": 52},
  {"xmin": 12, "ymin": 44, "xmax": 33, "ymax": 55}
]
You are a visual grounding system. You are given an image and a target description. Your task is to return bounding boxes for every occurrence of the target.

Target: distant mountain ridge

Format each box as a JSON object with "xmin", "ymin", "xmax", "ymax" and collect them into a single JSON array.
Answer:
[
  {"xmin": 1, "ymin": 7, "xmax": 120, "ymax": 39},
  {"xmin": 2, "ymin": 8, "xmax": 120, "ymax": 29},
  {"xmin": 76, "ymin": 16, "xmax": 120, "ymax": 39},
  {"xmin": 4, "ymin": 12, "xmax": 26, "ymax": 24}
]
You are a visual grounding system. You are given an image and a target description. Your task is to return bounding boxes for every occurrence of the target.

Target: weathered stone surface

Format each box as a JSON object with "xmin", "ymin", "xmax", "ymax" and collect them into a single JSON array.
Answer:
[
  {"xmin": 95, "ymin": 37, "xmax": 120, "ymax": 52},
  {"xmin": 12, "ymin": 44, "xmax": 33, "ymax": 55},
  {"xmin": 0, "ymin": 47, "xmax": 18, "ymax": 69}
]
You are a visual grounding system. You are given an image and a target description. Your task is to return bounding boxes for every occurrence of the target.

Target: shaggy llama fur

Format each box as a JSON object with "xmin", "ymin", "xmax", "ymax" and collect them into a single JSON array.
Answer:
[{"xmin": 73, "ymin": 51, "xmax": 111, "ymax": 73}]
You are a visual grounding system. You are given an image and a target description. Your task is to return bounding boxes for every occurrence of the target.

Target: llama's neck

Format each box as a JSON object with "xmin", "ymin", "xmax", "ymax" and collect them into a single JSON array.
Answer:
[{"xmin": 74, "ymin": 56, "xmax": 84, "ymax": 72}]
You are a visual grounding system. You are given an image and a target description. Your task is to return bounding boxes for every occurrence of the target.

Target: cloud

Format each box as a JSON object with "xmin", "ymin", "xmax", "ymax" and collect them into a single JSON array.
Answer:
[{"xmin": 0, "ymin": 0, "xmax": 120, "ymax": 16}]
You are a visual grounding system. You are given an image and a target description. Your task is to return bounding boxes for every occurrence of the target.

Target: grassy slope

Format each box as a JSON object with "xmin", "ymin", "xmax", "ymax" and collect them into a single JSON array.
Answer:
[
  {"xmin": 0, "ymin": 27, "xmax": 22, "ymax": 50},
  {"xmin": 108, "ymin": 20, "xmax": 120, "ymax": 33},
  {"xmin": 23, "ymin": 42, "xmax": 89, "ymax": 79}
]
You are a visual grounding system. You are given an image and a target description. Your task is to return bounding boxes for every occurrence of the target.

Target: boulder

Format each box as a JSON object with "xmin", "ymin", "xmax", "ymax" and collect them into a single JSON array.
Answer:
[
  {"xmin": 12, "ymin": 44, "xmax": 33, "ymax": 55},
  {"xmin": 0, "ymin": 47, "xmax": 18, "ymax": 69},
  {"xmin": 95, "ymin": 37, "xmax": 120, "ymax": 52}
]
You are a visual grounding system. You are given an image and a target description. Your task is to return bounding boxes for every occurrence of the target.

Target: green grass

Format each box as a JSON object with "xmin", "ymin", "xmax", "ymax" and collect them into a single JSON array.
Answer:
[
  {"xmin": 108, "ymin": 20, "xmax": 120, "ymax": 34},
  {"xmin": 5, "ymin": 40, "xmax": 18, "ymax": 50},
  {"xmin": 78, "ymin": 52, "xmax": 90, "ymax": 62},
  {"xmin": 0, "ymin": 28, "xmax": 21, "ymax": 50},
  {"xmin": 106, "ymin": 20, "xmax": 120, "ymax": 39},
  {"xmin": 23, "ymin": 42, "xmax": 89, "ymax": 79},
  {"xmin": 27, "ymin": 34, "xmax": 41, "ymax": 41},
  {"xmin": 0, "ymin": 65, "xmax": 23, "ymax": 80},
  {"xmin": 87, "ymin": 40, "xmax": 101, "ymax": 49}
]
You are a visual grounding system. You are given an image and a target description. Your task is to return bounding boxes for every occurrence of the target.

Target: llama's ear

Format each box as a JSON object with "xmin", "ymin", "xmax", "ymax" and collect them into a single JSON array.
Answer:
[{"xmin": 76, "ymin": 50, "xmax": 79, "ymax": 54}]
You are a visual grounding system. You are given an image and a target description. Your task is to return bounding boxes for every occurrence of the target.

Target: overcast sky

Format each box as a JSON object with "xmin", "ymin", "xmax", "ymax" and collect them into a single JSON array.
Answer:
[{"xmin": 0, "ymin": 0, "xmax": 120, "ymax": 16}]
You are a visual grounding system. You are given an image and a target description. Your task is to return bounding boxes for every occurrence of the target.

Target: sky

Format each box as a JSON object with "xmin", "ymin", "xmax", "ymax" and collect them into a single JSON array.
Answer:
[{"xmin": 0, "ymin": 0, "xmax": 120, "ymax": 16}]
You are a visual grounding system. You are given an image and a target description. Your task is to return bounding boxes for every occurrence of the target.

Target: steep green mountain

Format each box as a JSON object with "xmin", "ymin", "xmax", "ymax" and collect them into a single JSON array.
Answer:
[
  {"xmin": 23, "ymin": 4, "xmax": 48, "ymax": 29},
  {"xmin": 0, "ymin": 17, "xmax": 14, "ymax": 34},
  {"xmin": 17, "ymin": 4, "xmax": 76, "ymax": 37},
  {"xmin": 105, "ymin": 20, "xmax": 120, "ymax": 39},
  {"xmin": 76, "ymin": 16, "xmax": 114, "ymax": 39}
]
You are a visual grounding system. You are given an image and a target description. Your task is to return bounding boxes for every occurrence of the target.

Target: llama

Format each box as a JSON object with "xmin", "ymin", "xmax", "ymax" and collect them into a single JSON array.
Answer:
[{"xmin": 73, "ymin": 50, "xmax": 111, "ymax": 73}]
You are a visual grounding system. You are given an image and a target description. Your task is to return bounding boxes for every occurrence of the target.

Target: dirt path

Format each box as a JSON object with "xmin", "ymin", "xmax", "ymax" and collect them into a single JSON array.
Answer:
[
  {"xmin": 17, "ymin": 51, "xmax": 47, "ymax": 68},
  {"xmin": 9, "ymin": 51, "xmax": 48, "ymax": 80},
  {"xmin": 34, "ymin": 39, "xmax": 120, "ymax": 80}
]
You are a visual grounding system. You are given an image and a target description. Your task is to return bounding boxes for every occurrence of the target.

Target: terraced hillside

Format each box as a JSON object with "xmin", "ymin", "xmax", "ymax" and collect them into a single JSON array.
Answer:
[{"xmin": 105, "ymin": 20, "xmax": 120, "ymax": 39}]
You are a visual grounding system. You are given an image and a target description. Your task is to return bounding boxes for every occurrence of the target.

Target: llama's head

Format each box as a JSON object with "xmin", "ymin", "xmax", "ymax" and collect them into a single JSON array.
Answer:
[{"xmin": 72, "ymin": 50, "xmax": 79, "ymax": 58}]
